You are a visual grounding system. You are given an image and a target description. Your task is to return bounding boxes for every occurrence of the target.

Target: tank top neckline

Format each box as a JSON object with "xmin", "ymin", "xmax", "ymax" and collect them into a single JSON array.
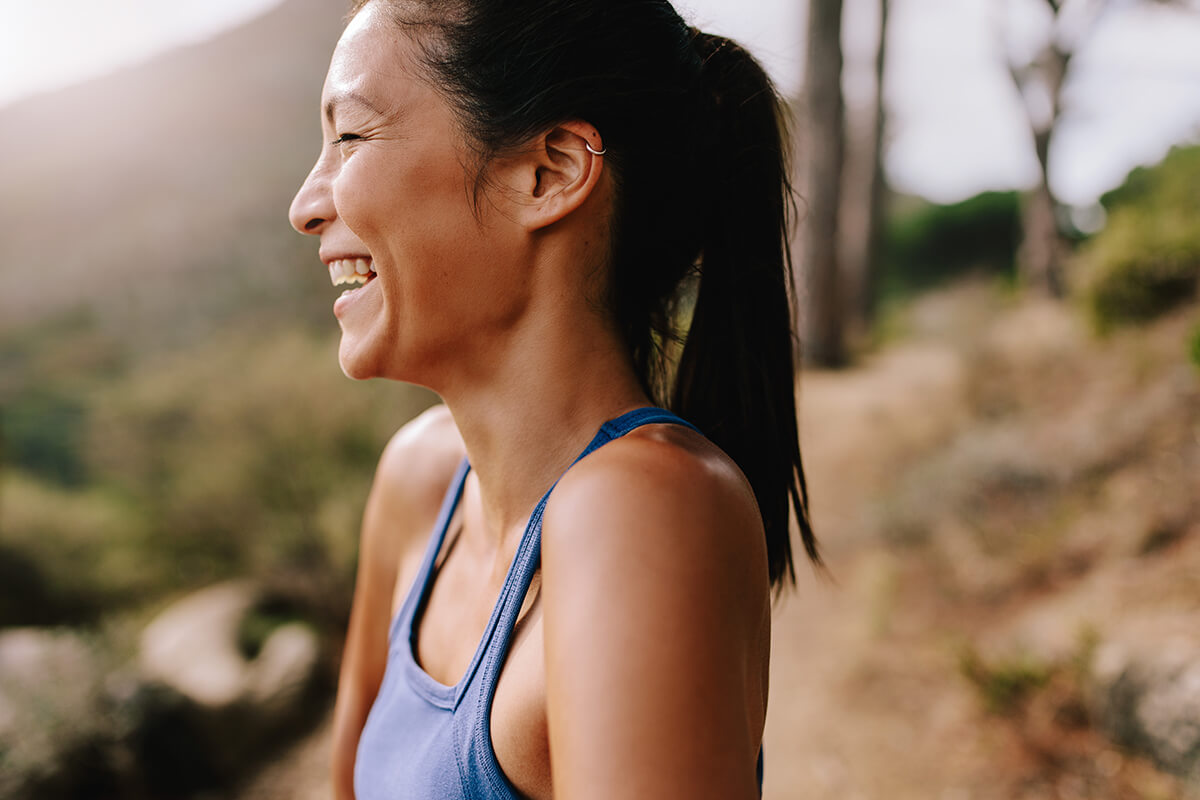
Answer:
[{"xmin": 392, "ymin": 405, "xmax": 700, "ymax": 710}]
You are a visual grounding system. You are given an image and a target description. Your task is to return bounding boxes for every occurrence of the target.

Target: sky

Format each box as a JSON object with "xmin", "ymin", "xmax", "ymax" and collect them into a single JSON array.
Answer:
[
  {"xmin": 681, "ymin": 0, "xmax": 1200, "ymax": 205},
  {"xmin": 3, "ymin": 0, "xmax": 1199, "ymax": 206},
  {"xmin": 0, "ymin": 0, "xmax": 283, "ymax": 103}
]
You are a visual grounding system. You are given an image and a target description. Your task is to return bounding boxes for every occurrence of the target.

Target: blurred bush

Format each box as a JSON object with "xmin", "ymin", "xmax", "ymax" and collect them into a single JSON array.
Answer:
[
  {"xmin": 959, "ymin": 644, "xmax": 1052, "ymax": 716},
  {"xmin": 882, "ymin": 190, "xmax": 1021, "ymax": 300},
  {"xmin": 1, "ymin": 317, "xmax": 434, "ymax": 630},
  {"xmin": 1, "ymin": 390, "xmax": 88, "ymax": 487},
  {"xmin": 0, "ymin": 309, "xmax": 125, "ymax": 488},
  {"xmin": 1076, "ymin": 145, "xmax": 1200, "ymax": 332},
  {"xmin": 0, "ymin": 474, "xmax": 153, "ymax": 627}
]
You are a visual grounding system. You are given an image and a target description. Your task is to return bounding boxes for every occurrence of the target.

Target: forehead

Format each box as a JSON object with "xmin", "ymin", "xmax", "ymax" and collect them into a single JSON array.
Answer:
[{"xmin": 323, "ymin": 3, "xmax": 424, "ymax": 111}]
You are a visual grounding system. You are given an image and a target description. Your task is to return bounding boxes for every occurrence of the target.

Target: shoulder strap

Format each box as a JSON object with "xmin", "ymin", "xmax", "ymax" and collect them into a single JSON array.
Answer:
[
  {"xmin": 463, "ymin": 407, "xmax": 703, "ymax": 794},
  {"xmin": 487, "ymin": 406, "xmax": 700, "ymax": 644},
  {"xmin": 392, "ymin": 457, "xmax": 472, "ymax": 643},
  {"xmin": 579, "ymin": 406, "xmax": 702, "ymax": 463}
]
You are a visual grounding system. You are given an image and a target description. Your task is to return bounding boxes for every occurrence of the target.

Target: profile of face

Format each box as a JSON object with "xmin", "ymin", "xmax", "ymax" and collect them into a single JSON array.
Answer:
[{"xmin": 288, "ymin": 3, "xmax": 533, "ymax": 385}]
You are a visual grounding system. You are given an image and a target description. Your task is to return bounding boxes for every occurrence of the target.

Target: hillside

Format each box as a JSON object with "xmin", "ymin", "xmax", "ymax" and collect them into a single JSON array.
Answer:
[
  {"xmin": 0, "ymin": 0, "xmax": 345, "ymax": 346},
  {"xmin": 762, "ymin": 283, "xmax": 1200, "ymax": 799}
]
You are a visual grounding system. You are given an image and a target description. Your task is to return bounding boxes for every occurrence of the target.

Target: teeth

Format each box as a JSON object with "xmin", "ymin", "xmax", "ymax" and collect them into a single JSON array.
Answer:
[
  {"xmin": 333, "ymin": 271, "xmax": 368, "ymax": 287},
  {"xmin": 328, "ymin": 258, "xmax": 374, "ymax": 287}
]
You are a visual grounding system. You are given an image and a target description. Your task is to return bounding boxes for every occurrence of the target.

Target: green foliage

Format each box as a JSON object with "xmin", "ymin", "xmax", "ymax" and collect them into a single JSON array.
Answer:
[
  {"xmin": 1099, "ymin": 145, "xmax": 1200, "ymax": 213},
  {"xmin": 1190, "ymin": 322, "xmax": 1200, "ymax": 370},
  {"xmin": 0, "ymin": 317, "xmax": 434, "ymax": 628},
  {"xmin": 958, "ymin": 628, "xmax": 1099, "ymax": 719},
  {"xmin": 1079, "ymin": 145, "xmax": 1200, "ymax": 332},
  {"xmin": 236, "ymin": 599, "xmax": 308, "ymax": 660},
  {"xmin": 1070, "ymin": 625, "xmax": 1100, "ymax": 682},
  {"xmin": 1082, "ymin": 216, "xmax": 1200, "ymax": 332},
  {"xmin": 883, "ymin": 191, "xmax": 1021, "ymax": 300},
  {"xmin": 85, "ymin": 325, "xmax": 433, "ymax": 593},
  {"xmin": 0, "ymin": 308, "xmax": 123, "ymax": 487},
  {"xmin": 1, "ymin": 390, "xmax": 88, "ymax": 487},
  {"xmin": 958, "ymin": 644, "xmax": 1052, "ymax": 715},
  {"xmin": 0, "ymin": 473, "xmax": 154, "ymax": 626}
]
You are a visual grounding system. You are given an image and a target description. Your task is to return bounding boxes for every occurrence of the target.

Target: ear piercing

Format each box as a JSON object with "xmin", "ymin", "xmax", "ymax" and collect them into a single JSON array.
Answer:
[{"xmin": 586, "ymin": 141, "xmax": 607, "ymax": 156}]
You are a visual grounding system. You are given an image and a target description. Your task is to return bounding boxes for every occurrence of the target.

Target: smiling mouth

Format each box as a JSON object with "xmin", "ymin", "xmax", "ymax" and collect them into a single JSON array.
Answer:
[{"xmin": 329, "ymin": 258, "xmax": 376, "ymax": 287}]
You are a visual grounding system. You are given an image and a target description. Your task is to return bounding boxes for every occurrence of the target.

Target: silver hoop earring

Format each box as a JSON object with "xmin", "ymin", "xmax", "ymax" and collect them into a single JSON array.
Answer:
[{"xmin": 585, "ymin": 142, "xmax": 607, "ymax": 156}]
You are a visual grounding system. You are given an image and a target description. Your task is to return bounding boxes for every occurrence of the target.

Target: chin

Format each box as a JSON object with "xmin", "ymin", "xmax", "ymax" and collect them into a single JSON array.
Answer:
[
  {"xmin": 336, "ymin": 328, "xmax": 439, "ymax": 386},
  {"xmin": 338, "ymin": 362, "xmax": 375, "ymax": 381},
  {"xmin": 337, "ymin": 337, "xmax": 381, "ymax": 381}
]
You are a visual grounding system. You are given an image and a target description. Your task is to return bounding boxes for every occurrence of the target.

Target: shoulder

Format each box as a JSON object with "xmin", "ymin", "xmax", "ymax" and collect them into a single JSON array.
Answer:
[
  {"xmin": 538, "ymin": 423, "xmax": 770, "ymax": 797},
  {"xmin": 373, "ymin": 403, "xmax": 464, "ymax": 503},
  {"xmin": 541, "ymin": 422, "xmax": 769, "ymax": 632},
  {"xmin": 361, "ymin": 404, "xmax": 465, "ymax": 559}
]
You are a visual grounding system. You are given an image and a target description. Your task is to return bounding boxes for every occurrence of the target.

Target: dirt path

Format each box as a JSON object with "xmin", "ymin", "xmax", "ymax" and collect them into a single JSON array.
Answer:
[
  {"xmin": 236, "ymin": 712, "xmax": 334, "ymax": 800},
  {"xmin": 763, "ymin": 339, "xmax": 990, "ymax": 800}
]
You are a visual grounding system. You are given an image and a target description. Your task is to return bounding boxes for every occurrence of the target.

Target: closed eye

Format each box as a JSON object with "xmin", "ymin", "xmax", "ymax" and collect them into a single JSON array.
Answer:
[{"xmin": 331, "ymin": 133, "xmax": 362, "ymax": 146}]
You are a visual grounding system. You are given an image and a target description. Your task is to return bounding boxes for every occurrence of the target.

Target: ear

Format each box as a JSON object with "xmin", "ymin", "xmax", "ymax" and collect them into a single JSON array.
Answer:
[{"xmin": 498, "ymin": 121, "xmax": 606, "ymax": 232}]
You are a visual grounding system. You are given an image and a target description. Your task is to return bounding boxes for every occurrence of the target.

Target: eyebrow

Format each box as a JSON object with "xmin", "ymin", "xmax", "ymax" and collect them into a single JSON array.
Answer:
[{"xmin": 324, "ymin": 90, "xmax": 390, "ymax": 124}]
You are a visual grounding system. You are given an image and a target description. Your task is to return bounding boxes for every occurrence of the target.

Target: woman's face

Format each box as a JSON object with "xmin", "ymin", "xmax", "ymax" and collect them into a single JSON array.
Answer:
[{"xmin": 289, "ymin": 2, "xmax": 529, "ymax": 384}]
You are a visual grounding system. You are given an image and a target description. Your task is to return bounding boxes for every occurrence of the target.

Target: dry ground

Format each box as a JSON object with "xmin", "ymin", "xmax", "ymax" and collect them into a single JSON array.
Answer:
[{"xmin": 764, "ymin": 282, "xmax": 1199, "ymax": 800}]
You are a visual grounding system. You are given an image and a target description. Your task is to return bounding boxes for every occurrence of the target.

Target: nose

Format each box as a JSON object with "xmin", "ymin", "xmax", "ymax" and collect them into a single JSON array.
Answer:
[{"xmin": 289, "ymin": 161, "xmax": 335, "ymax": 236}]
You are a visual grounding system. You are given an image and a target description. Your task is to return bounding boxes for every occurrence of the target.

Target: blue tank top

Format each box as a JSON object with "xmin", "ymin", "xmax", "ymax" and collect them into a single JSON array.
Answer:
[{"xmin": 354, "ymin": 406, "xmax": 764, "ymax": 798}]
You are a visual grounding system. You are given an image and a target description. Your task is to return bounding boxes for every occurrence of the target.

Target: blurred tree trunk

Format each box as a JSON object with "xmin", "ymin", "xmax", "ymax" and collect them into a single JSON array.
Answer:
[
  {"xmin": 1010, "ymin": 39, "xmax": 1070, "ymax": 298},
  {"xmin": 858, "ymin": 0, "xmax": 890, "ymax": 327},
  {"xmin": 803, "ymin": 0, "xmax": 847, "ymax": 367},
  {"xmin": 1001, "ymin": 0, "xmax": 1191, "ymax": 297}
]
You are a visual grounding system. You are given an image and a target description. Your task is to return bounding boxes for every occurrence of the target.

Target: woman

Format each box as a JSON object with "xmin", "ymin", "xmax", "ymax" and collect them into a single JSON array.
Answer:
[{"xmin": 288, "ymin": 1, "xmax": 818, "ymax": 798}]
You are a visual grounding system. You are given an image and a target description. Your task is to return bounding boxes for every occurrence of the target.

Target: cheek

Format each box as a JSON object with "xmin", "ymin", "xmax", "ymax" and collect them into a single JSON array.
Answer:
[
  {"xmin": 330, "ymin": 158, "xmax": 390, "ymax": 239},
  {"xmin": 335, "ymin": 152, "xmax": 475, "ymax": 250},
  {"xmin": 333, "ymin": 149, "xmax": 530, "ymax": 339}
]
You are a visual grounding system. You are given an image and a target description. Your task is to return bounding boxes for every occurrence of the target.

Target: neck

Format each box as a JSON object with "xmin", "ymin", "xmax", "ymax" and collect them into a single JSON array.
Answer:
[{"xmin": 436, "ymin": 287, "xmax": 650, "ymax": 550}]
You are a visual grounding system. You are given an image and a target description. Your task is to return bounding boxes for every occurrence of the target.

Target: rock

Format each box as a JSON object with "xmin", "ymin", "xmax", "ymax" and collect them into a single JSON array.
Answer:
[
  {"xmin": 245, "ymin": 622, "xmax": 322, "ymax": 721},
  {"xmin": 135, "ymin": 581, "xmax": 323, "ymax": 783},
  {"xmin": 1091, "ymin": 634, "xmax": 1200, "ymax": 785},
  {"xmin": 0, "ymin": 583, "xmax": 326, "ymax": 798},
  {"xmin": 139, "ymin": 581, "xmax": 321, "ymax": 718},
  {"xmin": 0, "ymin": 628, "xmax": 114, "ymax": 799},
  {"xmin": 139, "ymin": 580, "xmax": 259, "ymax": 708}
]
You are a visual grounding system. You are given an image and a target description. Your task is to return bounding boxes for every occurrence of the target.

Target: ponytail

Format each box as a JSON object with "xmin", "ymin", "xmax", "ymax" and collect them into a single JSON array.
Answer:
[{"xmin": 671, "ymin": 32, "xmax": 819, "ymax": 587}]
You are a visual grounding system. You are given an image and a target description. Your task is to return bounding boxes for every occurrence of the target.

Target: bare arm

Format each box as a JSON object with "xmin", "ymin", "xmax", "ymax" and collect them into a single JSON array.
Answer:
[
  {"xmin": 331, "ymin": 405, "xmax": 462, "ymax": 800},
  {"xmin": 541, "ymin": 434, "xmax": 771, "ymax": 800}
]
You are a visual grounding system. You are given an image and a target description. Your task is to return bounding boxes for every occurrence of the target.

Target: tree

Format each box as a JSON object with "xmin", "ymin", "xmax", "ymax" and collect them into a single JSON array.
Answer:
[
  {"xmin": 859, "ymin": 0, "xmax": 890, "ymax": 328},
  {"xmin": 1000, "ymin": 0, "xmax": 1195, "ymax": 297},
  {"xmin": 803, "ymin": 0, "xmax": 848, "ymax": 367}
]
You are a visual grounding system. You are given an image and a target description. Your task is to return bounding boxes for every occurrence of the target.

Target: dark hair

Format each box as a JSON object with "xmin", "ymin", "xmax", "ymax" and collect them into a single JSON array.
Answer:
[{"xmin": 351, "ymin": 0, "xmax": 819, "ymax": 586}]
